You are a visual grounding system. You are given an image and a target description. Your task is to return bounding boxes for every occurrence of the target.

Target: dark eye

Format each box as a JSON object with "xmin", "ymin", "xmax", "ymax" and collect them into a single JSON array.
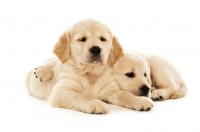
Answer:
[
  {"xmin": 100, "ymin": 37, "xmax": 106, "ymax": 41},
  {"xmin": 144, "ymin": 73, "xmax": 147, "ymax": 77},
  {"xmin": 125, "ymin": 72, "xmax": 135, "ymax": 78},
  {"xmin": 79, "ymin": 37, "xmax": 87, "ymax": 42}
]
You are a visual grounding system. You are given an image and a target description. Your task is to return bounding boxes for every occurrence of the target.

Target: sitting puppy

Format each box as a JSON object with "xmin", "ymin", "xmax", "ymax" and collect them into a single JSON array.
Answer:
[
  {"xmin": 126, "ymin": 51, "xmax": 187, "ymax": 101},
  {"xmin": 25, "ymin": 19, "xmax": 153, "ymax": 114}
]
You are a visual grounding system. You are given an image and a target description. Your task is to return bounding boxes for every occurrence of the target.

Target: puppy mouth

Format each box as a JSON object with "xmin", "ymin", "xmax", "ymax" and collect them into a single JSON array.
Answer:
[
  {"xmin": 80, "ymin": 54, "xmax": 104, "ymax": 66},
  {"xmin": 89, "ymin": 56, "xmax": 102, "ymax": 63},
  {"xmin": 80, "ymin": 60, "xmax": 102, "ymax": 66},
  {"xmin": 131, "ymin": 90, "xmax": 150, "ymax": 97}
]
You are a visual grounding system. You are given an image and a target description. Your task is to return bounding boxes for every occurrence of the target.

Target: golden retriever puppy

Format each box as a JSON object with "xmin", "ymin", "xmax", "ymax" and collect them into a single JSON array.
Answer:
[
  {"xmin": 126, "ymin": 51, "xmax": 187, "ymax": 101},
  {"xmin": 112, "ymin": 53, "xmax": 152, "ymax": 98},
  {"xmin": 32, "ymin": 49, "xmax": 187, "ymax": 102},
  {"xmin": 25, "ymin": 19, "xmax": 153, "ymax": 114},
  {"xmin": 29, "ymin": 53, "xmax": 152, "ymax": 100}
]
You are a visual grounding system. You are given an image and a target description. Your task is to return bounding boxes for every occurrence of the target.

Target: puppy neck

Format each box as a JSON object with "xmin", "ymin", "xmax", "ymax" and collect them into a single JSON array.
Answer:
[
  {"xmin": 83, "ymin": 65, "xmax": 107, "ymax": 75},
  {"xmin": 67, "ymin": 59, "xmax": 107, "ymax": 76}
]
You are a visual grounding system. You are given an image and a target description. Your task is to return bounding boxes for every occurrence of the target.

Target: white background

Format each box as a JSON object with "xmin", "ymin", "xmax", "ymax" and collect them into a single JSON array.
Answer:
[{"xmin": 0, "ymin": 0, "xmax": 200, "ymax": 132}]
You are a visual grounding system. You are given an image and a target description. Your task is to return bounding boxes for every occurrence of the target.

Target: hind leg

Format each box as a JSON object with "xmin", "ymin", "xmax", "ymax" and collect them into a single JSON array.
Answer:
[
  {"xmin": 25, "ymin": 58, "xmax": 57, "ymax": 100},
  {"xmin": 26, "ymin": 67, "xmax": 55, "ymax": 100},
  {"xmin": 34, "ymin": 66, "xmax": 53, "ymax": 82},
  {"xmin": 151, "ymin": 88, "xmax": 175, "ymax": 101}
]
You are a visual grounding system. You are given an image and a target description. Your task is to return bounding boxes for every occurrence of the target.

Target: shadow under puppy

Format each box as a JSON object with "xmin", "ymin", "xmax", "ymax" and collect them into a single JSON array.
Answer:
[{"xmin": 25, "ymin": 19, "xmax": 153, "ymax": 114}]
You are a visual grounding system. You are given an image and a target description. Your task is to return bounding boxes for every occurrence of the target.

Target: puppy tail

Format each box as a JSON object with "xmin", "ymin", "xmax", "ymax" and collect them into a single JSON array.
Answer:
[{"xmin": 171, "ymin": 82, "xmax": 187, "ymax": 99}]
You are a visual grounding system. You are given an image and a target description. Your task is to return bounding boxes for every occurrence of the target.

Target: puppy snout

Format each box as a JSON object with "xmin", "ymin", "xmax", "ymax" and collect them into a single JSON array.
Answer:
[
  {"xmin": 140, "ymin": 85, "xmax": 150, "ymax": 95},
  {"xmin": 90, "ymin": 46, "xmax": 101, "ymax": 55}
]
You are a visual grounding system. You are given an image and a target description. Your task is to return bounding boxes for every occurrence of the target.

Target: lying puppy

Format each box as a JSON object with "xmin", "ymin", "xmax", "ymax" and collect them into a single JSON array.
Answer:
[
  {"xmin": 126, "ymin": 51, "xmax": 187, "ymax": 101},
  {"xmin": 113, "ymin": 53, "xmax": 152, "ymax": 98},
  {"xmin": 34, "ymin": 51, "xmax": 187, "ymax": 103},
  {"xmin": 25, "ymin": 19, "xmax": 153, "ymax": 114}
]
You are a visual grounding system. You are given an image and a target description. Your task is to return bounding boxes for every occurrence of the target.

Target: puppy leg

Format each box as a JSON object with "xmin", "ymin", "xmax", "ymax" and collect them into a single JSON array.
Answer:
[
  {"xmin": 112, "ymin": 90, "xmax": 153, "ymax": 111},
  {"xmin": 151, "ymin": 72, "xmax": 180, "ymax": 101},
  {"xmin": 25, "ymin": 68, "xmax": 34, "ymax": 95},
  {"xmin": 33, "ymin": 58, "xmax": 57, "ymax": 82},
  {"xmin": 34, "ymin": 66, "xmax": 53, "ymax": 82},
  {"xmin": 25, "ymin": 58, "xmax": 57, "ymax": 100},
  {"xmin": 151, "ymin": 88, "xmax": 175, "ymax": 101},
  {"xmin": 48, "ymin": 80, "xmax": 108, "ymax": 114},
  {"xmin": 171, "ymin": 83, "xmax": 187, "ymax": 99},
  {"xmin": 26, "ymin": 68, "xmax": 56, "ymax": 100},
  {"xmin": 98, "ymin": 83, "xmax": 153, "ymax": 111},
  {"xmin": 148, "ymin": 55, "xmax": 187, "ymax": 100}
]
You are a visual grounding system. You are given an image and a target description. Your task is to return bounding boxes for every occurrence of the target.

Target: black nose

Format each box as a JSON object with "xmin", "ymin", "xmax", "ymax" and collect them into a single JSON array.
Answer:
[
  {"xmin": 90, "ymin": 46, "xmax": 101, "ymax": 55},
  {"xmin": 140, "ymin": 85, "xmax": 150, "ymax": 95}
]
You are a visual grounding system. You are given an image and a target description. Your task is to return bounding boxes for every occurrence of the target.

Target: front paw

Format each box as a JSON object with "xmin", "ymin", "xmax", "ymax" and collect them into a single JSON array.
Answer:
[
  {"xmin": 131, "ymin": 97, "xmax": 153, "ymax": 111},
  {"xmin": 34, "ymin": 66, "xmax": 52, "ymax": 82},
  {"xmin": 151, "ymin": 89, "xmax": 168, "ymax": 101},
  {"xmin": 85, "ymin": 99, "xmax": 108, "ymax": 114}
]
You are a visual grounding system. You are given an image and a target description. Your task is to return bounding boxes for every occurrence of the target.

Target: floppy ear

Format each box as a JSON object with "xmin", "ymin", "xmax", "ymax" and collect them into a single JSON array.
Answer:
[
  {"xmin": 108, "ymin": 36, "xmax": 124, "ymax": 66},
  {"xmin": 147, "ymin": 75, "xmax": 152, "ymax": 86},
  {"xmin": 147, "ymin": 68, "xmax": 152, "ymax": 86},
  {"xmin": 53, "ymin": 31, "xmax": 70, "ymax": 63}
]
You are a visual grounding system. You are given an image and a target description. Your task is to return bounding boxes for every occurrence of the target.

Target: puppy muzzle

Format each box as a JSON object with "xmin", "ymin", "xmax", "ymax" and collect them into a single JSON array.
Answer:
[
  {"xmin": 139, "ymin": 85, "xmax": 150, "ymax": 97},
  {"xmin": 89, "ymin": 46, "xmax": 102, "ymax": 63},
  {"xmin": 90, "ymin": 46, "xmax": 101, "ymax": 55}
]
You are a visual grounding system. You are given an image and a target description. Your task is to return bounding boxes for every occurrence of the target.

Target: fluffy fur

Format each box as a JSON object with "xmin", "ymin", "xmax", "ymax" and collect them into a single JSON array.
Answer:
[
  {"xmin": 112, "ymin": 53, "xmax": 152, "ymax": 98},
  {"xmin": 28, "ymin": 51, "xmax": 187, "ymax": 103},
  {"xmin": 126, "ymin": 51, "xmax": 187, "ymax": 101},
  {"xmin": 25, "ymin": 19, "xmax": 153, "ymax": 114}
]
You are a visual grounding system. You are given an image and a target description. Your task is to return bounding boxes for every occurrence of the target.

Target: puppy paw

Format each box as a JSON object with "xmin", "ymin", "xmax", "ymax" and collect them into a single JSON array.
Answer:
[
  {"xmin": 34, "ymin": 66, "xmax": 52, "ymax": 82},
  {"xmin": 85, "ymin": 99, "xmax": 108, "ymax": 114},
  {"xmin": 151, "ymin": 89, "xmax": 168, "ymax": 101},
  {"xmin": 132, "ymin": 97, "xmax": 153, "ymax": 111}
]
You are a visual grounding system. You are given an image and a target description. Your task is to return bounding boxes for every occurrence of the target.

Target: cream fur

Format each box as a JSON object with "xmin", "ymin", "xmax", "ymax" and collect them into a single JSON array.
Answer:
[
  {"xmin": 25, "ymin": 19, "xmax": 153, "ymax": 114},
  {"xmin": 126, "ymin": 51, "xmax": 187, "ymax": 101},
  {"xmin": 112, "ymin": 53, "xmax": 152, "ymax": 97},
  {"xmin": 29, "ymin": 51, "xmax": 187, "ymax": 103}
]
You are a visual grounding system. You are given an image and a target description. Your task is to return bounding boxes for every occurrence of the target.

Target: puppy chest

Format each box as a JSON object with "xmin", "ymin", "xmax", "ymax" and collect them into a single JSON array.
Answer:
[
  {"xmin": 83, "ymin": 72, "xmax": 101, "ymax": 86},
  {"xmin": 81, "ymin": 72, "xmax": 114, "ymax": 96}
]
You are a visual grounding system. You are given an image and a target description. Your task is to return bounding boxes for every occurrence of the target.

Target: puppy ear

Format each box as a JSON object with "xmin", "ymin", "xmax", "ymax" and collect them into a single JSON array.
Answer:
[
  {"xmin": 147, "ymin": 76, "xmax": 152, "ymax": 86},
  {"xmin": 53, "ymin": 31, "xmax": 70, "ymax": 63},
  {"xmin": 108, "ymin": 36, "xmax": 124, "ymax": 66},
  {"xmin": 147, "ymin": 69, "xmax": 152, "ymax": 86}
]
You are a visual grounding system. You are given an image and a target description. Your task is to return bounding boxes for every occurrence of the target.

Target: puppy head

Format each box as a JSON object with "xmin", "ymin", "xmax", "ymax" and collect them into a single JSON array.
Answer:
[
  {"xmin": 53, "ymin": 19, "xmax": 123, "ymax": 67},
  {"xmin": 113, "ymin": 54, "xmax": 151, "ymax": 97}
]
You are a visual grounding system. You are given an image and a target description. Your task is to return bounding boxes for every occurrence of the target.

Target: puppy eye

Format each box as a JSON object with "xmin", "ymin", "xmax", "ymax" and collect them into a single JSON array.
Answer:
[
  {"xmin": 79, "ymin": 37, "xmax": 87, "ymax": 42},
  {"xmin": 125, "ymin": 72, "xmax": 135, "ymax": 78},
  {"xmin": 100, "ymin": 37, "xmax": 106, "ymax": 41},
  {"xmin": 144, "ymin": 73, "xmax": 147, "ymax": 77}
]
